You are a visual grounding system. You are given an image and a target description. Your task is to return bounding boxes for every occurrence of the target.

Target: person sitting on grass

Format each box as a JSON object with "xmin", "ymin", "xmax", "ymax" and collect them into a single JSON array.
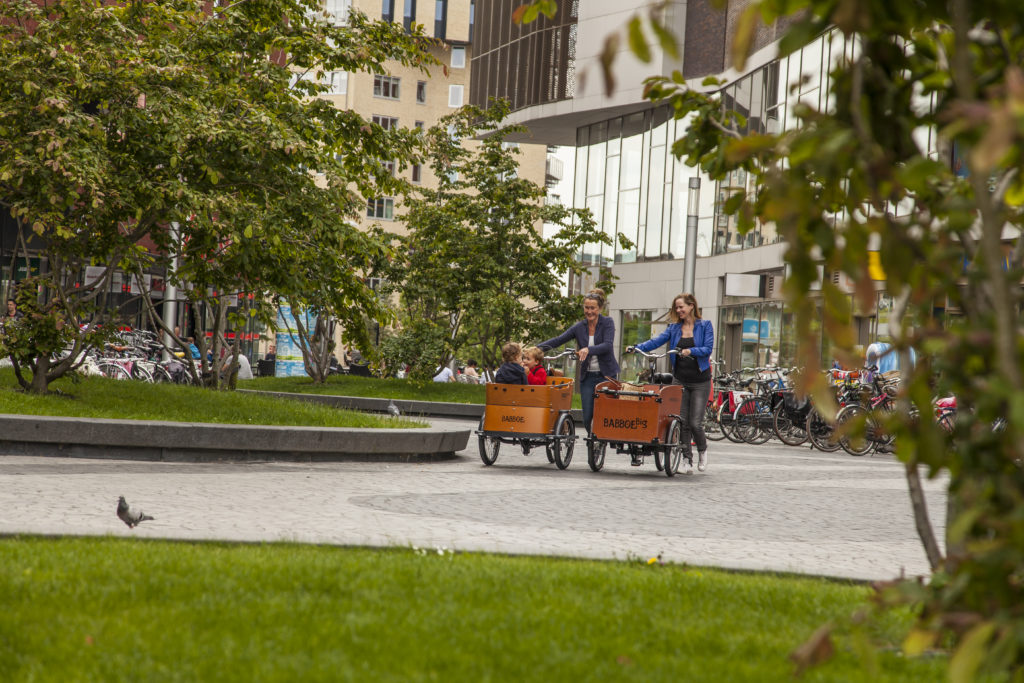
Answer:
[
  {"xmin": 522, "ymin": 346, "xmax": 547, "ymax": 386},
  {"xmin": 494, "ymin": 342, "xmax": 527, "ymax": 385}
]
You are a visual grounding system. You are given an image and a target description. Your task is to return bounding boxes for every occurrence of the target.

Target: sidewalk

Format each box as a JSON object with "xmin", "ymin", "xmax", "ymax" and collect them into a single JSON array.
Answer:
[{"xmin": 0, "ymin": 429, "xmax": 947, "ymax": 582}]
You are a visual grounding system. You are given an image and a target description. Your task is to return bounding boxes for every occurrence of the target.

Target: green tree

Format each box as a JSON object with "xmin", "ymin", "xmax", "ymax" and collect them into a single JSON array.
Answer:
[
  {"xmin": 0, "ymin": 0, "xmax": 432, "ymax": 391},
  {"xmin": 639, "ymin": 2, "xmax": 1024, "ymax": 679},
  {"xmin": 381, "ymin": 102, "xmax": 616, "ymax": 378}
]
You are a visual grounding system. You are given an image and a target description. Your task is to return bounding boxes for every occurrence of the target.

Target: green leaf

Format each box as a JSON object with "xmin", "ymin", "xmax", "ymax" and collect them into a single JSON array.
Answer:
[
  {"xmin": 628, "ymin": 16, "xmax": 651, "ymax": 64},
  {"xmin": 777, "ymin": 18, "xmax": 825, "ymax": 58},
  {"xmin": 730, "ymin": 5, "xmax": 759, "ymax": 72},
  {"xmin": 949, "ymin": 622, "xmax": 995, "ymax": 683},
  {"xmin": 723, "ymin": 191, "xmax": 746, "ymax": 215},
  {"xmin": 902, "ymin": 628, "xmax": 937, "ymax": 657},
  {"xmin": 649, "ymin": 17, "xmax": 679, "ymax": 60},
  {"xmin": 1004, "ymin": 177, "xmax": 1024, "ymax": 207}
]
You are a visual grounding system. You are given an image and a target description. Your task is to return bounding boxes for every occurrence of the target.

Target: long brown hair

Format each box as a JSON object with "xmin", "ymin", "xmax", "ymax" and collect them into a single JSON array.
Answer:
[{"xmin": 668, "ymin": 293, "xmax": 701, "ymax": 324}]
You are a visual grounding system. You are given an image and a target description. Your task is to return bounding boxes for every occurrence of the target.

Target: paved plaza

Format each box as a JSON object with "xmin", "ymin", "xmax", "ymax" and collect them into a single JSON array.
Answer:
[{"xmin": 0, "ymin": 416, "xmax": 947, "ymax": 581}]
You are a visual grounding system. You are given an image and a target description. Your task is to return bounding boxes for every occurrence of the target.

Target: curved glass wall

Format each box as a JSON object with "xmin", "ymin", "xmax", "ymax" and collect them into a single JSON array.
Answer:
[{"xmin": 573, "ymin": 29, "xmax": 866, "ymax": 263}]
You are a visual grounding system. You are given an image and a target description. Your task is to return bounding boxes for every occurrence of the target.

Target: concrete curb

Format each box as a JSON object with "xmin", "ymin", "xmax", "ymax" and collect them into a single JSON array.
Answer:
[
  {"xmin": 239, "ymin": 390, "xmax": 486, "ymax": 419},
  {"xmin": 241, "ymin": 390, "xmax": 585, "ymax": 424},
  {"xmin": 0, "ymin": 414, "xmax": 470, "ymax": 463}
]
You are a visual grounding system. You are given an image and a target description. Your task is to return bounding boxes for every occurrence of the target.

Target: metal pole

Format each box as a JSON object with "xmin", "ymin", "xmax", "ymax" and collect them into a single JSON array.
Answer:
[
  {"xmin": 683, "ymin": 177, "xmax": 701, "ymax": 293},
  {"xmin": 161, "ymin": 222, "xmax": 179, "ymax": 361}
]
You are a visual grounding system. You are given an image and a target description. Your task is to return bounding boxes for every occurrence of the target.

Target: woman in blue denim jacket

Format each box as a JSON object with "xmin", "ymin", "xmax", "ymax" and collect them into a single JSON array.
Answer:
[
  {"xmin": 538, "ymin": 288, "xmax": 619, "ymax": 434},
  {"xmin": 629, "ymin": 293, "xmax": 713, "ymax": 475}
]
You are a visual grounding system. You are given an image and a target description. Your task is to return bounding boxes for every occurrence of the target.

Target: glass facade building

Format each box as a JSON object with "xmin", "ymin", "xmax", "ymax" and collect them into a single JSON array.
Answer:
[
  {"xmin": 573, "ymin": 30, "xmax": 912, "ymax": 372},
  {"xmin": 573, "ymin": 30, "xmax": 870, "ymax": 266}
]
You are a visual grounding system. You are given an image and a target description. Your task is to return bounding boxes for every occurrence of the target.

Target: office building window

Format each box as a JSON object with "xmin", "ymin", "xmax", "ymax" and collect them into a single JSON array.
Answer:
[
  {"xmin": 371, "ymin": 114, "xmax": 399, "ymax": 131},
  {"xmin": 381, "ymin": 160, "xmax": 396, "ymax": 175},
  {"xmin": 403, "ymin": 0, "xmax": 416, "ymax": 31},
  {"xmin": 326, "ymin": 71, "xmax": 347, "ymax": 95},
  {"xmin": 373, "ymin": 74, "xmax": 400, "ymax": 100},
  {"xmin": 434, "ymin": 0, "xmax": 447, "ymax": 39},
  {"xmin": 416, "ymin": 81, "xmax": 427, "ymax": 104},
  {"xmin": 415, "ymin": 120, "xmax": 425, "ymax": 130},
  {"xmin": 411, "ymin": 164, "xmax": 422, "ymax": 183},
  {"xmin": 448, "ymin": 84, "xmax": 464, "ymax": 108},
  {"xmin": 381, "ymin": 0, "xmax": 394, "ymax": 22},
  {"xmin": 451, "ymin": 46, "xmax": 466, "ymax": 69},
  {"xmin": 367, "ymin": 197, "xmax": 394, "ymax": 219},
  {"xmin": 325, "ymin": 0, "xmax": 351, "ymax": 24}
]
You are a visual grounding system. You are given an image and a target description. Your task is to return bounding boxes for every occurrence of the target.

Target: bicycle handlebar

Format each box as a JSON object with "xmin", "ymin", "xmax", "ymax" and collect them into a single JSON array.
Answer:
[
  {"xmin": 543, "ymin": 349, "xmax": 578, "ymax": 361},
  {"xmin": 624, "ymin": 347, "xmax": 678, "ymax": 359}
]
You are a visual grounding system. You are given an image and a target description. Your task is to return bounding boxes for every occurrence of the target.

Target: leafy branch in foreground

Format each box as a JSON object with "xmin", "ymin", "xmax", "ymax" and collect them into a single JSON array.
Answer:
[{"xmin": 645, "ymin": 1, "xmax": 1024, "ymax": 679}]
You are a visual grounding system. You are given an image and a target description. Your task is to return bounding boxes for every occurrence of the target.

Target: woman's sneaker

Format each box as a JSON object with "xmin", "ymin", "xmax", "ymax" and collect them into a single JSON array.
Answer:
[
  {"xmin": 697, "ymin": 450, "xmax": 708, "ymax": 472},
  {"xmin": 683, "ymin": 460, "xmax": 694, "ymax": 475}
]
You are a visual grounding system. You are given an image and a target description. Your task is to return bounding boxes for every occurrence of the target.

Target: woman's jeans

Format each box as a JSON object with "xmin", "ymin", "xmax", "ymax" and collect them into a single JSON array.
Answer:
[
  {"xmin": 580, "ymin": 371, "xmax": 607, "ymax": 434},
  {"xmin": 672, "ymin": 377, "xmax": 711, "ymax": 462}
]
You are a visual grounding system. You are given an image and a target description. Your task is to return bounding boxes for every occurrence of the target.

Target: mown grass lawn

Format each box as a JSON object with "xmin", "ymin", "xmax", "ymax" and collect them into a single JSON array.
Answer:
[
  {"xmin": 0, "ymin": 537, "xmax": 945, "ymax": 682},
  {"xmin": 242, "ymin": 374, "xmax": 584, "ymax": 409},
  {"xmin": 0, "ymin": 371, "xmax": 425, "ymax": 428}
]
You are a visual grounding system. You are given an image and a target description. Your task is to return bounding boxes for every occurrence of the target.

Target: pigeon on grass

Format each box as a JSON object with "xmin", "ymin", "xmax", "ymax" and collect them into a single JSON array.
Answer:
[
  {"xmin": 387, "ymin": 400, "xmax": 402, "ymax": 417},
  {"xmin": 116, "ymin": 496, "xmax": 154, "ymax": 528}
]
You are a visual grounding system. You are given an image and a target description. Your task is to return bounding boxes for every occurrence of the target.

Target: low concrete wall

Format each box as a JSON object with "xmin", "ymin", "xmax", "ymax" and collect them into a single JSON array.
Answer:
[
  {"xmin": 243, "ymin": 390, "xmax": 585, "ymax": 423},
  {"xmin": 239, "ymin": 390, "xmax": 486, "ymax": 419},
  {"xmin": 0, "ymin": 414, "xmax": 470, "ymax": 463}
]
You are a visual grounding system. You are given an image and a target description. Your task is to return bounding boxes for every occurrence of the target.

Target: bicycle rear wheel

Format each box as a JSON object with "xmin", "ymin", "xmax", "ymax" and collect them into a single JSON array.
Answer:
[
  {"xmin": 151, "ymin": 365, "xmax": 173, "ymax": 383},
  {"xmin": 703, "ymin": 402, "xmax": 726, "ymax": 441},
  {"xmin": 95, "ymin": 362, "xmax": 131, "ymax": 381},
  {"xmin": 806, "ymin": 408, "xmax": 841, "ymax": 452},
  {"xmin": 773, "ymin": 402, "xmax": 809, "ymax": 446},
  {"xmin": 718, "ymin": 402, "xmax": 745, "ymax": 443},
  {"xmin": 837, "ymin": 404, "xmax": 874, "ymax": 456}
]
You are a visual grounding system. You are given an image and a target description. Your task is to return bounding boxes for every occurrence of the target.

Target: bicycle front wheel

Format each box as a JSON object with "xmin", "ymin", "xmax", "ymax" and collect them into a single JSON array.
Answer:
[
  {"xmin": 734, "ymin": 397, "xmax": 773, "ymax": 445},
  {"xmin": 703, "ymin": 402, "xmax": 726, "ymax": 441},
  {"xmin": 773, "ymin": 402, "xmax": 809, "ymax": 446},
  {"xmin": 806, "ymin": 408, "xmax": 841, "ymax": 452}
]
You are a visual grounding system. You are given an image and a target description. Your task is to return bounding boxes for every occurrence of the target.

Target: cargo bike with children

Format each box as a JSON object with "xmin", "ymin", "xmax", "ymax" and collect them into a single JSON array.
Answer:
[
  {"xmin": 476, "ymin": 349, "xmax": 579, "ymax": 469},
  {"xmin": 584, "ymin": 348, "xmax": 689, "ymax": 477}
]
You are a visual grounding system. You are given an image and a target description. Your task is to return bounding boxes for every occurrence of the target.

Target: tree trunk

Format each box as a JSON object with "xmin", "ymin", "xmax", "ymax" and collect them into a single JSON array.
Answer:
[
  {"xmin": 905, "ymin": 461, "xmax": 944, "ymax": 571},
  {"xmin": 29, "ymin": 356, "xmax": 50, "ymax": 394}
]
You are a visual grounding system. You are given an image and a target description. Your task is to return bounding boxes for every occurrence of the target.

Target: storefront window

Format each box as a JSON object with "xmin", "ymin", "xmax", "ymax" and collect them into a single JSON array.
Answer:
[{"xmin": 760, "ymin": 301, "xmax": 782, "ymax": 366}]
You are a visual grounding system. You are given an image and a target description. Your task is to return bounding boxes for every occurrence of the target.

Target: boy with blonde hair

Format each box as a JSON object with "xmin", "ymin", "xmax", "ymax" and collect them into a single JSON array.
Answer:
[{"xmin": 522, "ymin": 346, "xmax": 547, "ymax": 385}]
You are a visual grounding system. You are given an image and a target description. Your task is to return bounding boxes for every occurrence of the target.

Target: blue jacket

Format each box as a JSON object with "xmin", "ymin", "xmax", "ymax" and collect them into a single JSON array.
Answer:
[
  {"xmin": 636, "ymin": 318, "xmax": 714, "ymax": 373},
  {"xmin": 538, "ymin": 315, "xmax": 620, "ymax": 378},
  {"xmin": 494, "ymin": 362, "xmax": 528, "ymax": 385}
]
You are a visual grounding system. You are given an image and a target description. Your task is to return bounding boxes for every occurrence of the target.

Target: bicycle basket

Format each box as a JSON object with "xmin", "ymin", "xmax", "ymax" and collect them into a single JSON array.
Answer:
[
  {"xmin": 618, "ymin": 382, "xmax": 644, "ymax": 401},
  {"xmin": 783, "ymin": 392, "xmax": 811, "ymax": 418}
]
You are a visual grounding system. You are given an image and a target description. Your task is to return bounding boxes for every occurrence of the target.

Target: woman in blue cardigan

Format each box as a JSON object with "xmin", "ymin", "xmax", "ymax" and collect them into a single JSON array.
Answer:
[
  {"xmin": 538, "ymin": 288, "xmax": 619, "ymax": 434},
  {"xmin": 629, "ymin": 293, "xmax": 714, "ymax": 475}
]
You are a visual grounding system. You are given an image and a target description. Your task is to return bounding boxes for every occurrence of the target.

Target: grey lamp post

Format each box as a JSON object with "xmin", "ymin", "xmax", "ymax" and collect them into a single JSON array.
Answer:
[
  {"xmin": 161, "ymin": 222, "xmax": 179, "ymax": 361},
  {"xmin": 682, "ymin": 177, "xmax": 701, "ymax": 293}
]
